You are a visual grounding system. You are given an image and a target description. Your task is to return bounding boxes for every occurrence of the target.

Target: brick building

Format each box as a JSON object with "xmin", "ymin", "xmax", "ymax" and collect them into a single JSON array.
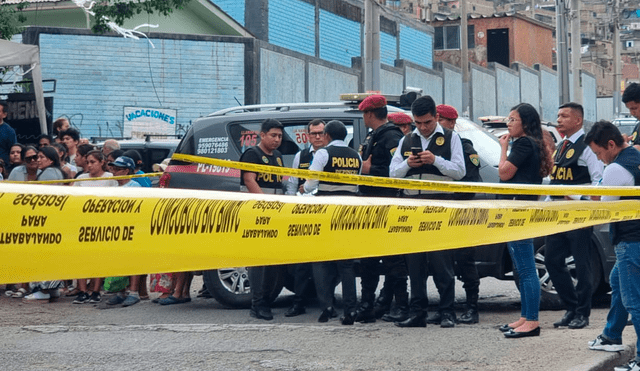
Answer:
[{"xmin": 430, "ymin": 13, "xmax": 553, "ymax": 70}]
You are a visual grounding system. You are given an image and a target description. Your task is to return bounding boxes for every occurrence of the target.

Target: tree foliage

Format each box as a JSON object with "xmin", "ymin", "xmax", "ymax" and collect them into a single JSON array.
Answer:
[
  {"xmin": 92, "ymin": 0, "xmax": 192, "ymax": 34},
  {"xmin": 0, "ymin": 1, "xmax": 27, "ymax": 40}
]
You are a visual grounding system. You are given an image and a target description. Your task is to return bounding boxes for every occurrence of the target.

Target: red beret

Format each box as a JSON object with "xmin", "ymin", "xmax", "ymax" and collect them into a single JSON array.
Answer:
[
  {"xmin": 388, "ymin": 112, "xmax": 413, "ymax": 125},
  {"xmin": 436, "ymin": 104, "xmax": 458, "ymax": 120},
  {"xmin": 358, "ymin": 95, "xmax": 387, "ymax": 111}
]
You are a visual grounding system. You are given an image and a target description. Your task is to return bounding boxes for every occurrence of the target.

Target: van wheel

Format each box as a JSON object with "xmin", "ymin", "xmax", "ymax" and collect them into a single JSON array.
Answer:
[
  {"xmin": 202, "ymin": 267, "xmax": 285, "ymax": 309},
  {"xmin": 514, "ymin": 243, "xmax": 602, "ymax": 310}
]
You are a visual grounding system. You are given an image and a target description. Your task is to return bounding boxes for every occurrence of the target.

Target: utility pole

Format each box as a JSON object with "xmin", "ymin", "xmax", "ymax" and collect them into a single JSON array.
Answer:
[
  {"xmin": 613, "ymin": 0, "xmax": 621, "ymax": 117},
  {"xmin": 570, "ymin": 0, "xmax": 582, "ymax": 104},
  {"xmin": 364, "ymin": 0, "xmax": 381, "ymax": 92},
  {"xmin": 460, "ymin": 0, "xmax": 469, "ymax": 117},
  {"xmin": 556, "ymin": 0, "xmax": 571, "ymax": 104}
]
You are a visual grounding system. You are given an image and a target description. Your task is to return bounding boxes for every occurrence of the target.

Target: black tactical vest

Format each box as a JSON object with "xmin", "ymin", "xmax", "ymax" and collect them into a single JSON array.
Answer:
[
  {"xmin": 400, "ymin": 129, "xmax": 453, "ymax": 178},
  {"xmin": 297, "ymin": 147, "xmax": 313, "ymax": 187},
  {"xmin": 317, "ymin": 145, "xmax": 360, "ymax": 196},
  {"xmin": 611, "ymin": 146, "xmax": 640, "ymax": 245},
  {"xmin": 550, "ymin": 135, "xmax": 591, "ymax": 185}
]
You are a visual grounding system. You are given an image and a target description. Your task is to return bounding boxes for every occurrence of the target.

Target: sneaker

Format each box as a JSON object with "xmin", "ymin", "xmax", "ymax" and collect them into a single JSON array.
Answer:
[
  {"xmin": 122, "ymin": 295, "xmax": 140, "ymax": 307},
  {"xmin": 73, "ymin": 292, "xmax": 90, "ymax": 304},
  {"xmin": 106, "ymin": 295, "xmax": 126, "ymax": 305},
  {"xmin": 88, "ymin": 292, "xmax": 101, "ymax": 303},
  {"xmin": 22, "ymin": 291, "xmax": 50, "ymax": 302},
  {"xmin": 588, "ymin": 334, "xmax": 625, "ymax": 352},
  {"xmin": 615, "ymin": 360, "xmax": 640, "ymax": 371}
]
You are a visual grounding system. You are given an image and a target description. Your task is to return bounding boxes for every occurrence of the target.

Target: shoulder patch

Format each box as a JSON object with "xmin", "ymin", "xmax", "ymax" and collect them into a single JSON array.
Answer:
[
  {"xmin": 390, "ymin": 147, "xmax": 397, "ymax": 156},
  {"xmin": 276, "ymin": 157, "xmax": 283, "ymax": 166},
  {"xmin": 469, "ymin": 154, "xmax": 480, "ymax": 167}
]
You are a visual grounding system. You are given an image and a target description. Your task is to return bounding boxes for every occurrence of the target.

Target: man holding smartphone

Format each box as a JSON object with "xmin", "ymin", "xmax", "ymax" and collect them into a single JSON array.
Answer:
[{"xmin": 389, "ymin": 96, "xmax": 466, "ymax": 328}]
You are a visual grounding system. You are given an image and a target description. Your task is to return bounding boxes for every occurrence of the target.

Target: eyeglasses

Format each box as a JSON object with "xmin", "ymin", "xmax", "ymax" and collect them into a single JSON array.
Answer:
[
  {"xmin": 25, "ymin": 155, "xmax": 38, "ymax": 162},
  {"xmin": 506, "ymin": 117, "xmax": 520, "ymax": 123},
  {"xmin": 308, "ymin": 131, "xmax": 324, "ymax": 137}
]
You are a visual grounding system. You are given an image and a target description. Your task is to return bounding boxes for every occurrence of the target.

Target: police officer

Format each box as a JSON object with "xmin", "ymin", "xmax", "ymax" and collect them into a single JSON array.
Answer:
[
  {"xmin": 388, "ymin": 111, "xmax": 414, "ymax": 136},
  {"xmin": 284, "ymin": 119, "xmax": 326, "ymax": 317},
  {"xmin": 368, "ymin": 111, "xmax": 412, "ymax": 322},
  {"xmin": 545, "ymin": 102, "xmax": 603, "ymax": 330},
  {"xmin": 389, "ymin": 96, "xmax": 466, "ymax": 328},
  {"xmin": 436, "ymin": 104, "xmax": 482, "ymax": 324},
  {"xmin": 240, "ymin": 119, "xmax": 285, "ymax": 320},
  {"xmin": 622, "ymin": 82, "xmax": 640, "ymax": 151},
  {"xmin": 303, "ymin": 120, "xmax": 361, "ymax": 325},
  {"xmin": 356, "ymin": 95, "xmax": 404, "ymax": 323}
]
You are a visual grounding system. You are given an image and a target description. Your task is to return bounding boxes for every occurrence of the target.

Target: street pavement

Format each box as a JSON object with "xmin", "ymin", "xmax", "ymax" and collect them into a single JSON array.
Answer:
[{"xmin": 0, "ymin": 277, "xmax": 635, "ymax": 371}]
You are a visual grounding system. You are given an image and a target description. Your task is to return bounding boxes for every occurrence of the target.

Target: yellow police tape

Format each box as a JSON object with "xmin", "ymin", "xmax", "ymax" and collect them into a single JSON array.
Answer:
[
  {"xmin": 0, "ymin": 181, "xmax": 639, "ymax": 284},
  {"xmin": 172, "ymin": 153, "xmax": 640, "ymax": 197}
]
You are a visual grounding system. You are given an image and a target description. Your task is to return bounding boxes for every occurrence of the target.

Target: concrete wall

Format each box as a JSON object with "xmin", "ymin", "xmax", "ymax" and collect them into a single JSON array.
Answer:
[
  {"xmin": 582, "ymin": 71, "xmax": 597, "ymax": 123},
  {"xmin": 493, "ymin": 63, "xmax": 520, "ymax": 116},
  {"xmin": 403, "ymin": 62, "xmax": 443, "ymax": 105},
  {"xmin": 597, "ymin": 96, "xmax": 613, "ymax": 121},
  {"xmin": 441, "ymin": 63, "xmax": 463, "ymax": 112},
  {"xmin": 538, "ymin": 65, "xmax": 558, "ymax": 123},
  {"xmin": 380, "ymin": 66, "xmax": 404, "ymax": 95},
  {"xmin": 518, "ymin": 64, "xmax": 540, "ymax": 109},
  {"xmin": 470, "ymin": 64, "xmax": 496, "ymax": 120},
  {"xmin": 308, "ymin": 63, "xmax": 358, "ymax": 102},
  {"xmin": 260, "ymin": 48, "xmax": 306, "ymax": 104}
]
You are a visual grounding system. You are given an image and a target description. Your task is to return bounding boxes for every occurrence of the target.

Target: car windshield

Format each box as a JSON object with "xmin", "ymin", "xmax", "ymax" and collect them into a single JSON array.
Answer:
[{"xmin": 455, "ymin": 117, "xmax": 501, "ymax": 167}]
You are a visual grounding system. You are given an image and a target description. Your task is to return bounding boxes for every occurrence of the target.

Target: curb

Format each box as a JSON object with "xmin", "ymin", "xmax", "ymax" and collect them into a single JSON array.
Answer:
[{"xmin": 567, "ymin": 345, "xmax": 635, "ymax": 371}]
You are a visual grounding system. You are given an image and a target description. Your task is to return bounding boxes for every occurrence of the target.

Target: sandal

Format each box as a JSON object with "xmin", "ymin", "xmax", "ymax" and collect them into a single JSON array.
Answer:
[
  {"xmin": 12, "ymin": 288, "xmax": 27, "ymax": 298},
  {"xmin": 158, "ymin": 295, "xmax": 188, "ymax": 305},
  {"xmin": 4, "ymin": 290, "xmax": 15, "ymax": 297}
]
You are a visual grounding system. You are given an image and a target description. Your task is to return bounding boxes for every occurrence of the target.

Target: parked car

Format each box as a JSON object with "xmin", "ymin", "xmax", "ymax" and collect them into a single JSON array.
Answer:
[
  {"xmin": 478, "ymin": 115, "xmax": 563, "ymax": 144},
  {"xmin": 92, "ymin": 134, "xmax": 181, "ymax": 181},
  {"xmin": 162, "ymin": 99, "xmax": 614, "ymax": 309},
  {"xmin": 611, "ymin": 116, "xmax": 638, "ymax": 138}
]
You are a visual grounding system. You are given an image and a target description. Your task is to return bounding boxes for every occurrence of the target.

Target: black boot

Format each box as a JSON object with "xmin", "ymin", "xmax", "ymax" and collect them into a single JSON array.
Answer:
[
  {"xmin": 395, "ymin": 310, "xmax": 426, "ymax": 328},
  {"xmin": 373, "ymin": 295, "xmax": 392, "ymax": 319},
  {"xmin": 458, "ymin": 305, "xmax": 479, "ymax": 324},
  {"xmin": 382, "ymin": 290, "xmax": 409, "ymax": 322},
  {"xmin": 355, "ymin": 301, "xmax": 376, "ymax": 323}
]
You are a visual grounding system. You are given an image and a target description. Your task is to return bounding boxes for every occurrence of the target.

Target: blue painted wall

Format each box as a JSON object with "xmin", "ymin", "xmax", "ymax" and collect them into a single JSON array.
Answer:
[
  {"xmin": 269, "ymin": 0, "xmax": 315, "ymax": 56},
  {"xmin": 380, "ymin": 31, "xmax": 397, "ymax": 67},
  {"xmin": 399, "ymin": 24, "xmax": 432, "ymax": 69},
  {"xmin": 38, "ymin": 33, "xmax": 245, "ymax": 138},
  {"xmin": 319, "ymin": 9, "xmax": 361, "ymax": 67},
  {"xmin": 213, "ymin": 0, "xmax": 246, "ymax": 26}
]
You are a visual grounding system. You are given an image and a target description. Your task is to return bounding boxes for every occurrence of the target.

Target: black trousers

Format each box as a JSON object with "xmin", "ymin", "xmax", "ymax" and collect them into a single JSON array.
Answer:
[
  {"xmin": 287, "ymin": 263, "xmax": 313, "ymax": 305},
  {"xmin": 313, "ymin": 260, "xmax": 357, "ymax": 315},
  {"xmin": 405, "ymin": 250, "xmax": 456, "ymax": 315},
  {"xmin": 378, "ymin": 255, "xmax": 409, "ymax": 303},
  {"xmin": 359, "ymin": 257, "xmax": 380, "ymax": 305},
  {"xmin": 248, "ymin": 265, "xmax": 280, "ymax": 309},
  {"xmin": 454, "ymin": 247, "xmax": 480, "ymax": 307},
  {"xmin": 545, "ymin": 227, "xmax": 593, "ymax": 317}
]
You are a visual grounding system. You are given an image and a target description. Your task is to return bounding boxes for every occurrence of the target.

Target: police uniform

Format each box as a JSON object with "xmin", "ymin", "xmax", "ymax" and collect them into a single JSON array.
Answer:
[
  {"xmin": 285, "ymin": 147, "xmax": 314, "ymax": 195},
  {"xmin": 389, "ymin": 124, "xmax": 466, "ymax": 324},
  {"xmin": 285, "ymin": 147, "xmax": 315, "ymax": 315},
  {"xmin": 239, "ymin": 145, "xmax": 284, "ymax": 313},
  {"xmin": 631, "ymin": 121, "xmax": 640, "ymax": 146},
  {"xmin": 305, "ymin": 139, "xmax": 361, "ymax": 318},
  {"xmin": 545, "ymin": 129, "xmax": 603, "ymax": 324}
]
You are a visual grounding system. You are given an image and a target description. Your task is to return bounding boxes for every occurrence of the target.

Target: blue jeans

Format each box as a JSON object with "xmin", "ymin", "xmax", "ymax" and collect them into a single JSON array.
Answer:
[
  {"xmin": 602, "ymin": 242, "xmax": 640, "ymax": 362},
  {"xmin": 508, "ymin": 239, "xmax": 540, "ymax": 321}
]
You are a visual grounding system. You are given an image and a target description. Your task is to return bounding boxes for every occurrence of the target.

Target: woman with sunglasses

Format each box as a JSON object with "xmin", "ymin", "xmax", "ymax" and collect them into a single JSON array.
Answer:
[{"xmin": 7, "ymin": 146, "xmax": 39, "ymax": 182}]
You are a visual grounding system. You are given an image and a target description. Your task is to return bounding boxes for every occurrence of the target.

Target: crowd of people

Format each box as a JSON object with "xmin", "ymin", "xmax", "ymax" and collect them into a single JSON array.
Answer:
[{"xmin": 1, "ymin": 82, "xmax": 640, "ymax": 371}]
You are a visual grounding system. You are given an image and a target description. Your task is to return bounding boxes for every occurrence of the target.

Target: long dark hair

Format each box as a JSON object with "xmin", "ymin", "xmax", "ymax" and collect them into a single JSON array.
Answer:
[
  {"xmin": 37, "ymin": 146, "xmax": 68, "ymax": 180},
  {"xmin": 510, "ymin": 103, "xmax": 553, "ymax": 177}
]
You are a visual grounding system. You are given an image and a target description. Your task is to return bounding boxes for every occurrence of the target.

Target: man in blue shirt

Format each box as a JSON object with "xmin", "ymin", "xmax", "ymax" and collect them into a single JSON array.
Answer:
[{"xmin": 0, "ymin": 101, "xmax": 17, "ymax": 165}]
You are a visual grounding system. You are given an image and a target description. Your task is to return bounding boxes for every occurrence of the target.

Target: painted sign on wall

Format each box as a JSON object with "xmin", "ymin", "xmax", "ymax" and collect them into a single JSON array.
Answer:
[{"xmin": 123, "ymin": 107, "xmax": 177, "ymax": 138}]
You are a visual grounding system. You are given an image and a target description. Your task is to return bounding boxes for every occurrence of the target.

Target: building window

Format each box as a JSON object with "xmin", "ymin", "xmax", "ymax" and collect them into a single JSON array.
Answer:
[{"xmin": 434, "ymin": 25, "xmax": 475, "ymax": 50}]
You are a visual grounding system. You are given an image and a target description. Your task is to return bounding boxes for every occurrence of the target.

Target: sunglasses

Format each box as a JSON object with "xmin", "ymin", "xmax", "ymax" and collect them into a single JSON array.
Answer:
[{"xmin": 25, "ymin": 155, "xmax": 38, "ymax": 162}]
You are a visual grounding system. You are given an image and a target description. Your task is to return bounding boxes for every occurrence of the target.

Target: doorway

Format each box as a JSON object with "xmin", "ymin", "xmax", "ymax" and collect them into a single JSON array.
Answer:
[{"xmin": 487, "ymin": 28, "xmax": 509, "ymax": 67}]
